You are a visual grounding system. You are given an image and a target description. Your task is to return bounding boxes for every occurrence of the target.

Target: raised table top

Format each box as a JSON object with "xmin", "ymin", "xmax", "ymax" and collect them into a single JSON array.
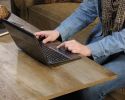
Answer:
[{"xmin": 0, "ymin": 14, "xmax": 117, "ymax": 100}]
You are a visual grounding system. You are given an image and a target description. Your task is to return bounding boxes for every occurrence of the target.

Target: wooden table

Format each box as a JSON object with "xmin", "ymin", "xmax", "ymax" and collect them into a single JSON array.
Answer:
[{"xmin": 0, "ymin": 14, "xmax": 117, "ymax": 100}]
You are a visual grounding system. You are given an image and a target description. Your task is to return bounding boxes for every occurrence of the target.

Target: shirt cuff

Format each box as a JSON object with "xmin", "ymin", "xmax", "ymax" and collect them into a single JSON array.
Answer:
[
  {"xmin": 55, "ymin": 25, "xmax": 70, "ymax": 42},
  {"xmin": 87, "ymin": 42, "xmax": 107, "ymax": 64}
]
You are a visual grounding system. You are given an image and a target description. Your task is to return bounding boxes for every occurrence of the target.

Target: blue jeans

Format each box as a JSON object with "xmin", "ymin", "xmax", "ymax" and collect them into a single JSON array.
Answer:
[
  {"xmin": 82, "ymin": 53, "xmax": 125, "ymax": 100},
  {"xmin": 55, "ymin": 35, "xmax": 125, "ymax": 100},
  {"xmin": 82, "ymin": 35, "xmax": 125, "ymax": 100}
]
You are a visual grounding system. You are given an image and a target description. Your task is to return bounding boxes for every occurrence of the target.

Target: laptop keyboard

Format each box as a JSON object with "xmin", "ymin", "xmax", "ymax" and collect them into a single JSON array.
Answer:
[
  {"xmin": 57, "ymin": 47, "xmax": 72, "ymax": 58},
  {"xmin": 40, "ymin": 44, "xmax": 69, "ymax": 64},
  {"xmin": 38, "ymin": 40, "xmax": 80, "ymax": 64}
]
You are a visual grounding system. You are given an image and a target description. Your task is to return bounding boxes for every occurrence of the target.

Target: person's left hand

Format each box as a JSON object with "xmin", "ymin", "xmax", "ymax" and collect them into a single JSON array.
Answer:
[{"xmin": 57, "ymin": 40, "xmax": 92, "ymax": 57}]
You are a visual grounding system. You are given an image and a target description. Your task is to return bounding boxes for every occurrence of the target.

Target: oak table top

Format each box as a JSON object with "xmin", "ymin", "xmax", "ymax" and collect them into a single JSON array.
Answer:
[{"xmin": 0, "ymin": 14, "xmax": 117, "ymax": 100}]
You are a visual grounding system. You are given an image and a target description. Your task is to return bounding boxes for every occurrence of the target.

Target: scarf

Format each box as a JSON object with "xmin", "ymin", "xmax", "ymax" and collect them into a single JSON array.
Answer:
[{"xmin": 102, "ymin": 0, "xmax": 125, "ymax": 36}]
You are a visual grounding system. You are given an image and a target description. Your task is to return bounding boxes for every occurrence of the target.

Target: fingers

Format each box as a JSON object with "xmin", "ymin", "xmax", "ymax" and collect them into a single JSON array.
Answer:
[
  {"xmin": 71, "ymin": 50, "xmax": 78, "ymax": 53},
  {"xmin": 57, "ymin": 42, "xmax": 65, "ymax": 48},
  {"xmin": 42, "ymin": 37, "xmax": 51, "ymax": 44},
  {"xmin": 34, "ymin": 30, "xmax": 59, "ymax": 44},
  {"xmin": 34, "ymin": 31, "xmax": 51, "ymax": 43},
  {"xmin": 57, "ymin": 40, "xmax": 75, "ymax": 48},
  {"xmin": 34, "ymin": 32, "xmax": 45, "ymax": 39},
  {"xmin": 57, "ymin": 41, "xmax": 74, "ymax": 52}
]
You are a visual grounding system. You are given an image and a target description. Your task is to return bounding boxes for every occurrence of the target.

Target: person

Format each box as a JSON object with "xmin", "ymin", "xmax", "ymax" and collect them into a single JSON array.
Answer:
[{"xmin": 35, "ymin": 0, "xmax": 125, "ymax": 99}]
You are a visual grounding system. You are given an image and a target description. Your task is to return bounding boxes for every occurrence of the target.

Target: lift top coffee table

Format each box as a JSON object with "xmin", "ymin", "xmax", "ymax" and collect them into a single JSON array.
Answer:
[{"xmin": 0, "ymin": 14, "xmax": 117, "ymax": 100}]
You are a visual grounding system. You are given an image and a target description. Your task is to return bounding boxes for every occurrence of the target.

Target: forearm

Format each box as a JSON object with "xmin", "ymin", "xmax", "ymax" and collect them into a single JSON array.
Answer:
[
  {"xmin": 87, "ymin": 29, "xmax": 125, "ymax": 63},
  {"xmin": 56, "ymin": 0, "xmax": 97, "ymax": 41}
]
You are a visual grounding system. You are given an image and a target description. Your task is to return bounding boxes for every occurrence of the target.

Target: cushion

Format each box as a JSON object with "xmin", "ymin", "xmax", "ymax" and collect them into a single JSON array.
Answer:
[
  {"xmin": 28, "ymin": 2, "xmax": 96, "ymax": 42},
  {"xmin": 28, "ymin": 3, "xmax": 79, "ymax": 29},
  {"xmin": 14, "ymin": 0, "xmax": 34, "ymax": 8},
  {"xmin": 35, "ymin": 0, "xmax": 81, "ymax": 4},
  {"xmin": 72, "ymin": 0, "xmax": 81, "ymax": 3}
]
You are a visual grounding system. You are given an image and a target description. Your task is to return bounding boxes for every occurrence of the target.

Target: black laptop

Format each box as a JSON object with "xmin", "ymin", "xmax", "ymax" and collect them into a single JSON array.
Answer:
[{"xmin": 3, "ymin": 20, "xmax": 81, "ymax": 65}]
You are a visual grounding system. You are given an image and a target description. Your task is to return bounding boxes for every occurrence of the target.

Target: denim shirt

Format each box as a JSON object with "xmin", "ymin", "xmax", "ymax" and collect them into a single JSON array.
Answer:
[{"xmin": 56, "ymin": 0, "xmax": 125, "ymax": 63}]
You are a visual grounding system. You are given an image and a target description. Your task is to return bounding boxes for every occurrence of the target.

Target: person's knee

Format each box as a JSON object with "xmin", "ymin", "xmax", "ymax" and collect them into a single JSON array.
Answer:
[
  {"xmin": 104, "ymin": 62, "xmax": 125, "ymax": 78},
  {"xmin": 82, "ymin": 85, "xmax": 106, "ymax": 100}
]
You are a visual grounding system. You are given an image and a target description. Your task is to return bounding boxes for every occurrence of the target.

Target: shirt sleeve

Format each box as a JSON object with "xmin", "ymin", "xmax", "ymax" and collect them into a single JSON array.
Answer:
[
  {"xmin": 56, "ymin": 0, "xmax": 98, "ymax": 41},
  {"xmin": 87, "ymin": 29, "xmax": 125, "ymax": 63}
]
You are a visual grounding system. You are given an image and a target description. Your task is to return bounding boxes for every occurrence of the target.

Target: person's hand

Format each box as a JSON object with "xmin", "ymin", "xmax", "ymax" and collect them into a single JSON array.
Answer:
[
  {"xmin": 0, "ymin": 5, "xmax": 10, "ymax": 20},
  {"xmin": 34, "ymin": 30, "xmax": 60, "ymax": 43},
  {"xmin": 57, "ymin": 40, "xmax": 91, "ymax": 57}
]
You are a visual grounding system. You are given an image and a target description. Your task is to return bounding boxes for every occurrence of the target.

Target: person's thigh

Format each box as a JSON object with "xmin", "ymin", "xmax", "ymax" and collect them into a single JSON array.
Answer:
[
  {"xmin": 101, "ymin": 53, "xmax": 125, "ymax": 93},
  {"xmin": 81, "ymin": 53, "xmax": 125, "ymax": 100},
  {"xmin": 55, "ymin": 53, "xmax": 125, "ymax": 100}
]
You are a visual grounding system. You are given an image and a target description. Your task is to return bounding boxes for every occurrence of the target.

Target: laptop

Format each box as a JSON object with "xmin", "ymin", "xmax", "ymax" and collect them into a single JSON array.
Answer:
[{"xmin": 3, "ymin": 20, "xmax": 81, "ymax": 65}]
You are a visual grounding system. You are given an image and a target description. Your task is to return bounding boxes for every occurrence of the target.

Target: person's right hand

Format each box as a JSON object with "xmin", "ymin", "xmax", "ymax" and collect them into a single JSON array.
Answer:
[{"xmin": 34, "ymin": 30, "xmax": 60, "ymax": 44}]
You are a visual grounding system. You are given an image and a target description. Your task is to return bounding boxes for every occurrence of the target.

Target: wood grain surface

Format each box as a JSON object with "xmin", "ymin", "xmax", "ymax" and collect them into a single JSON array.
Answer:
[{"xmin": 0, "ymin": 14, "xmax": 117, "ymax": 100}]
